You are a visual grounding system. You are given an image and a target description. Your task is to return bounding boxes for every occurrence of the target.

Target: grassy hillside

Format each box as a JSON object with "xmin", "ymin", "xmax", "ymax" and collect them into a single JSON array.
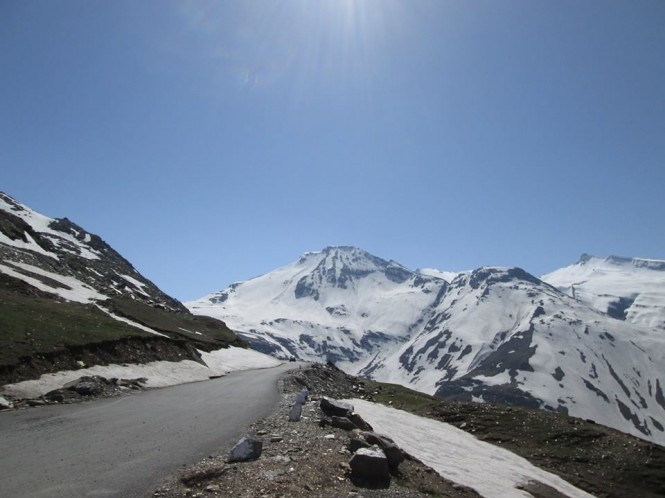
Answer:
[{"xmin": 0, "ymin": 273, "xmax": 243, "ymax": 385}]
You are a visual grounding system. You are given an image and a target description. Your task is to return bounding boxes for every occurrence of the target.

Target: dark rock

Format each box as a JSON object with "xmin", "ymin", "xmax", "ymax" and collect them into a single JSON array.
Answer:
[
  {"xmin": 294, "ymin": 388, "xmax": 309, "ymax": 405},
  {"xmin": 349, "ymin": 436, "xmax": 371, "ymax": 453},
  {"xmin": 331, "ymin": 416, "xmax": 356, "ymax": 431},
  {"xmin": 289, "ymin": 403, "xmax": 303, "ymax": 422},
  {"xmin": 348, "ymin": 412, "xmax": 373, "ymax": 431},
  {"xmin": 320, "ymin": 397, "xmax": 353, "ymax": 417},
  {"xmin": 64, "ymin": 376, "xmax": 107, "ymax": 396},
  {"xmin": 361, "ymin": 432, "xmax": 405, "ymax": 470},
  {"xmin": 27, "ymin": 399, "xmax": 47, "ymax": 407},
  {"xmin": 73, "ymin": 381, "xmax": 103, "ymax": 396},
  {"xmin": 349, "ymin": 446, "xmax": 390, "ymax": 487},
  {"xmin": 228, "ymin": 435, "xmax": 263, "ymax": 462},
  {"xmin": 45, "ymin": 391, "xmax": 65, "ymax": 403}
]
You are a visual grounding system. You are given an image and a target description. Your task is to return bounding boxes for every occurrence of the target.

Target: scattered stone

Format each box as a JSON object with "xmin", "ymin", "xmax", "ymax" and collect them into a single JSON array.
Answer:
[
  {"xmin": 256, "ymin": 430, "xmax": 269, "ymax": 436},
  {"xmin": 320, "ymin": 397, "xmax": 354, "ymax": 418},
  {"xmin": 228, "ymin": 435, "xmax": 263, "ymax": 462},
  {"xmin": 324, "ymin": 434, "xmax": 336, "ymax": 440},
  {"xmin": 349, "ymin": 446, "xmax": 390, "ymax": 487},
  {"xmin": 45, "ymin": 391, "xmax": 65, "ymax": 403},
  {"xmin": 270, "ymin": 436, "xmax": 283, "ymax": 443},
  {"xmin": 65, "ymin": 376, "xmax": 105, "ymax": 396},
  {"xmin": 27, "ymin": 399, "xmax": 47, "ymax": 407},
  {"xmin": 204, "ymin": 484, "xmax": 220, "ymax": 492},
  {"xmin": 180, "ymin": 465, "xmax": 229, "ymax": 486}
]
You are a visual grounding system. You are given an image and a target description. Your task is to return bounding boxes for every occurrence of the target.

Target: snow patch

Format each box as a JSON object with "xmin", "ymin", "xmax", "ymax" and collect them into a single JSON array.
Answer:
[
  {"xmin": 344, "ymin": 399, "xmax": 595, "ymax": 498},
  {"xmin": 1, "ymin": 347, "xmax": 282, "ymax": 399}
]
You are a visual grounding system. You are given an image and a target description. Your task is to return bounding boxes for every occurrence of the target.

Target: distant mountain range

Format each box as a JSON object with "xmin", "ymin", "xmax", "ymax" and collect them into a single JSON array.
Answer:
[
  {"xmin": 188, "ymin": 246, "xmax": 665, "ymax": 445},
  {"xmin": 0, "ymin": 192, "xmax": 242, "ymax": 385}
]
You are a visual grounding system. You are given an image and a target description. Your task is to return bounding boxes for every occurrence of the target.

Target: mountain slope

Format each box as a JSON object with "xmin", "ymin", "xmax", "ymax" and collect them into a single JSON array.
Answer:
[
  {"xmin": 189, "ymin": 247, "xmax": 665, "ymax": 445},
  {"xmin": 542, "ymin": 253, "xmax": 665, "ymax": 332},
  {"xmin": 361, "ymin": 266, "xmax": 665, "ymax": 445},
  {"xmin": 0, "ymin": 192, "xmax": 241, "ymax": 384},
  {"xmin": 188, "ymin": 246, "xmax": 448, "ymax": 364}
]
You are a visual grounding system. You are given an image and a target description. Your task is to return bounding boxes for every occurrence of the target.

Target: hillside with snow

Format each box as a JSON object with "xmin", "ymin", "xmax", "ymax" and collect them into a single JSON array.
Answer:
[
  {"xmin": 0, "ymin": 192, "xmax": 248, "ymax": 387},
  {"xmin": 189, "ymin": 247, "xmax": 665, "ymax": 445},
  {"xmin": 542, "ymin": 253, "xmax": 665, "ymax": 332}
]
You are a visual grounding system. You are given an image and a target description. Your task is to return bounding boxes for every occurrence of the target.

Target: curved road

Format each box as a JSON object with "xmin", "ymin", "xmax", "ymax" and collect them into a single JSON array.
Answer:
[{"xmin": 0, "ymin": 362, "xmax": 299, "ymax": 497}]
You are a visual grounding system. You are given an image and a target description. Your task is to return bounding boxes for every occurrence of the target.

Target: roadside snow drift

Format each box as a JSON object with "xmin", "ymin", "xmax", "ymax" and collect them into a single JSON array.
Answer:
[
  {"xmin": 1, "ymin": 347, "xmax": 282, "ymax": 399},
  {"xmin": 345, "ymin": 399, "xmax": 595, "ymax": 498}
]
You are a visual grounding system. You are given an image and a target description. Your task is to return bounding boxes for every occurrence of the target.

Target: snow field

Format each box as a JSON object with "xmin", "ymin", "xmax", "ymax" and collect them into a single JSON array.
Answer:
[{"xmin": 344, "ymin": 399, "xmax": 595, "ymax": 498}]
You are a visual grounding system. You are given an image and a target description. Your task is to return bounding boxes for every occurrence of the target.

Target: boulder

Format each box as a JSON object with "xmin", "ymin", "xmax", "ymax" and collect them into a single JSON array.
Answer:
[
  {"xmin": 331, "ymin": 416, "xmax": 356, "ymax": 431},
  {"xmin": 361, "ymin": 432, "xmax": 404, "ymax": 470},
  {"xmin": 349, "ymin": 436, "xmax": 371, "ymax": 453},
  {"xmin": 289, "ymin": 402, "xmax": 302, "ymax": 422},
  {"xmin": 228, "ymin": 435, "xmax": 263, "ymax": 462},
  {"xmin": 348, "ymin": 412, "xmax": 373, "ymax": 431},
  {"xmin": 349, "ymin": 446, "xmax": 390, "ymax": 487},
  {"xmin": 294, "ymin": 388, "xmax": 309, "ymax": 405},
  {"xmin": 320, "ymin": 397, "xmax": 353, "ymax": 418}
]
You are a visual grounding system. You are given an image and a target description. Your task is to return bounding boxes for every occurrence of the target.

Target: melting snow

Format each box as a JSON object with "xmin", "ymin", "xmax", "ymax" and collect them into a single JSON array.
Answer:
[
  {"xmin": 0, "ymin": 261, "xmax": 106, "ymax": 303},
  {"xmin": 1, "ymin": 347, "xmax": 282, "ymax": 399},
  {"xmin": 344, "ymin": 399, "xmax": 595, "ymax": 498}
]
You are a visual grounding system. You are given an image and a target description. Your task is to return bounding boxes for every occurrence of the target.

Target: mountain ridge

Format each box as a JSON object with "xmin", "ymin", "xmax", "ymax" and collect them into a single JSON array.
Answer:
[{"xmin": 188, "ymin": 246, "xmax": 665, "ymax": 445}]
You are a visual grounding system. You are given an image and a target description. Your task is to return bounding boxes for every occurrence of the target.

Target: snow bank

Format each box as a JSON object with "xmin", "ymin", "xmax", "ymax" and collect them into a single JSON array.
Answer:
[
  {"xmin": 1, "ymin": 347, "xmax": 282, "ymax": 399},
  {"xmin": 344, "ymin": 399, "xmax": 595, "ymax": 498}
]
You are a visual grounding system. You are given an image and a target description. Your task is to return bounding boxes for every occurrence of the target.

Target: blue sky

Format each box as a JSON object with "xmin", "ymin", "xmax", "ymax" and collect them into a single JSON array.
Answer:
[{"xmin": 2, "ymin": 0, "xmax": 664, "ymax": 301}]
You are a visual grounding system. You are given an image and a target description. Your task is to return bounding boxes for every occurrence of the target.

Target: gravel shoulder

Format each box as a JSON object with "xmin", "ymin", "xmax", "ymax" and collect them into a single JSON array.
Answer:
[
  {"xmin": 149, "ymin": 362, "xmax": 665, "ymax": 498},
  {"xmin": 150, "ymin": 364, "xmax": 479, "ymax": 498}
]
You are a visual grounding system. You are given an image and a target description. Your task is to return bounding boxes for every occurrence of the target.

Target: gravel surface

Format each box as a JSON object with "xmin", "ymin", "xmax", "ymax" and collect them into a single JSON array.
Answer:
[{"xmin": 150, "ymin": 364, "xmax": 479, "ymax": 498}]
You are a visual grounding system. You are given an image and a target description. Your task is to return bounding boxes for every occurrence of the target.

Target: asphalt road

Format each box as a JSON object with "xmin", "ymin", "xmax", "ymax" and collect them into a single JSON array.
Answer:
[{"xmin": 0, "ymin": 362, "xmax": 299, "ymax": 497}]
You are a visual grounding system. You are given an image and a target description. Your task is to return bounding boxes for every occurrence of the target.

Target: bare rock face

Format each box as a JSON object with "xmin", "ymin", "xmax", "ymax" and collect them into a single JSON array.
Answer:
[
  {"xmin": 228, "ymin": 435, "xmax": 263, "ymax": 462},
  {"xmin": 349, "ymin": 446, "xmax": 390, "ymax": 487}
]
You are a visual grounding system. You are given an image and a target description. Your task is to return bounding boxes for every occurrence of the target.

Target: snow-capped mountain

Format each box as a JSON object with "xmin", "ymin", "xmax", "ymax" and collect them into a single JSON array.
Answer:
[
  {"xmin": 189, "ymin": 247, "xmax": 665, "ymax": 445},
  {"xmin": 188, "ymin": 246, "xmax": 448, "ymax": 363},
  {"xmin": 542, "ymin": 254, "xmax": 665, "ymax": 333}
]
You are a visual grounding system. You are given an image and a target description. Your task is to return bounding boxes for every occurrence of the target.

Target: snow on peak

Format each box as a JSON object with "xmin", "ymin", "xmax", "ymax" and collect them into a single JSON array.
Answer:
[
  {"xmin": 577, "ymin": 253, "xmax": 665, "ymax": 271},
  {"xmin": 0, "ymin": 192, "xmax": 102, "ymax": 261},
  {"xmin": 542, "ymin": 254, "xmax": 665, "ymax": 331}
]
